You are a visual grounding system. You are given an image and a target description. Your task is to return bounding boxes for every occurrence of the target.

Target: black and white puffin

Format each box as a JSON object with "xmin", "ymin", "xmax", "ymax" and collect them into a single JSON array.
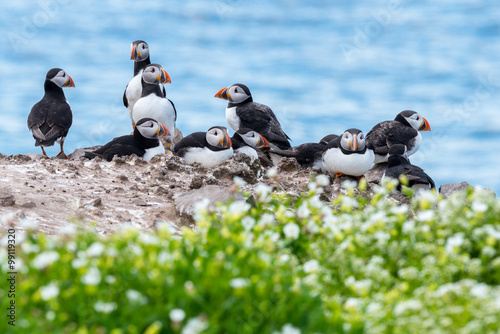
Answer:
[
  {"xmin": 231, "ymin": 128, "xmax": 270, "ymax": 160},
  {"xmin": 84, "ymin": 118, "xmax": 169, "ymax": 162},
  {"xmin": 366, "ymin": 110, "xmax": 431, "ymax": 163},
  {"xmin": 214, "ymin": 83, "xmax": 291, "ymax": 150},
  {"xmin": 322, "ymin": 128, "xmax": 374, "ymax": 177},
  {"xmin": 123, "ymin": 40, "xmax": 167, "ymax": 121},
  {"xmin": 383, "ymin": 144, "xmax": 435, "ymax": 190},
  {"xmin": 27, "ymin": 68, "xmax": 75, "ymax": 159},
  {"xmin": 131, "ymin": 64, "xmax": 176, "ymax": 146},
  {"xmin": 173, "ymin": 126, "xmax": 233, "ymax": 167},
  {"xmin": 270, "ymin": 134, "xmax": 339, "ymax": 169}
]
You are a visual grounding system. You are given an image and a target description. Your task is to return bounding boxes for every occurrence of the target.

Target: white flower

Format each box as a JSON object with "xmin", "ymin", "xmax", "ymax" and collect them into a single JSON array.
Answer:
[
  {"xmin": 126, "ymin": 289, "xmax": 147, "ymax": 305},
  {"xmin": 279, "ymin": 254, "xmax": 291, "ymax": 263},
  {"xmin": 471, "ymin": 201, "xmax": 488, "ymax": 213},
  {"xmin": 281, "ymin": 323, "xmax": 301, "ymax": 334},
  {"xmin": 22, "ymin": 242, "xmax": 40, "ymax": 254},
  {"xmin": 255, "ymin": 183, "xmax": 272, "ymax": 200},
  {"xmin": 391, "ymin": 204, "xmax": 408, "ymax": 214},
  {"xmin": 94, "ymin": 301, "xmax": 117, "ymax": 314},
  {"xmin": 139, "ymin": 234, "xmax": 159, "ymax": 245},
  {"xmin": 229, "ymin": 278, "xmax": 250, "ymax": 289},
  {"xmin": 71, "ymin": 257, "xmax": 87, "ymax": 269},
  {"xmin": 105, "ymin": 275, "xmax": 117, "ymax": 284},
  {"xmin": 40, "ymin": 284, "xmax": 59, "ymax": 300},
  {"xmin": 181, "ymin": 315, "xmax": 209, "ymax": 334},
  {"xmin": 170, "ymin": 308, "xmax": 186, "ymax": 322},
  {"xmin": 283, "ymin": 223, "xmax": 300, "ymax": 240},
  {"xmin": 46, "ymin": 310, "xmax": 56, "ymax": 321},
  {"xmin": 81, "ymin": 267, "xmax": 101, "ymax": 286},
  {"xmin": 259, "ymin": 213, "xmax": 275, "ymax": 226},
  {"xmin": 59, "ymin": 224, "xmax": 77, "ymax": 235},
  {"xmin": 303, "ymin": 259, "xmax": 320, "ymax": 273},
  {"xmin": 342, "ymin": 180, "xmax": 357, "ymax": 190},
  {"xmin": 241, "ymin": 216, "xmax": 256, "ymax": 231},
  {"xmin": 315, "ymin": 174, "xmax": 330, "ymax": 187},
  {"xmin": 344, "ymin": 297, "xmax": 361, "ymax": 311},
  {"xmin": 445, "ymin": 233, "xmax": 465, "ymax": 254},
  {"xmin": 341, "ymin": 196, "xmax": 358, "ymax": 208},
  {"xmin": 297, "ymin": 203, "xmax": 311, "ymax": 219},
  {"xmin": 86, "ymin": 242, "xmax": 105, "ymax": 257},
  {"xmin": 228, "ymin": 201, "xmax": 251, "ymax": 217},
  {"xmin": 417, "ymin": 210, "xmax": 434, "ymax": 222},
  {"xmin": 470, "ymin": 283, "xmax": 489, "ymax": 299},
  {"xmin": 393, "ymin": 299, "xmax": 423, "ymax": 316},
  {"xmin": 486, "ymin": 226, "xmax": 500, "ymax": 240},
  {"xmin": 266, "ymin": 167, "xmax": 278, "ymax": 178},
  {"xmin": 233, "ymin": 176, "xmax": 247, "ymax": 187},
  {"xmin": 32, "ymin": 251, "xmax": 60, "ymax": 270}
]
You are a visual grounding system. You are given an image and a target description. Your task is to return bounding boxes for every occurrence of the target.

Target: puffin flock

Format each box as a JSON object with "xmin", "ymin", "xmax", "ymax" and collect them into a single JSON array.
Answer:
[{"xmin": 27, "ymin": 40, "xmax": 434, "ymax": 189}]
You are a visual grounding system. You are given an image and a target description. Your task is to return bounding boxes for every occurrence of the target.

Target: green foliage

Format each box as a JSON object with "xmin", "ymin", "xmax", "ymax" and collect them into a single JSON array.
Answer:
[{"xmin": 1, "ymin": 177, "xmax": 500, "ymax": 333}]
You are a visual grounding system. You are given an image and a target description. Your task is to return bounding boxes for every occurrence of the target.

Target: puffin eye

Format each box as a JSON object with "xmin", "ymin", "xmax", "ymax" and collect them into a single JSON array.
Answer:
[
  {"xmin": 234, "ymin": 88, "xmax": 238, "ymax": 93},
  {"xmin": 214, "ymin": 131, "xmax": 218, "ymax": 136}
]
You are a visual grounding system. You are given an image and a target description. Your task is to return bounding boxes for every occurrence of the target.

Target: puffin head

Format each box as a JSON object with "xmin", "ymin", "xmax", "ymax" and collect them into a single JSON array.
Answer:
[
  {"xmin": 135, "ymin": 118, "xmax": 170, "ymax": 139},
  {"xmin": 206, "ymin": 126, "xmax": 232, "ymax": 149},
  {"xmin": 340, "ymin": 128, "xmax": 366, "ymax": 152},
  {"xmin": 130, "ymin": 40, "xmax": 150, "ymax": 62},
  {"xmin": 214, "ymin": 83, "xmax": 253, "ymax": 104},
  {"xmin": 236, "ymin": 128, "xmax": 270, "ymax": 149},
  {"xmin": 388, "ymin": 144, "xmax": 409, "ymax": 160},
  {"xmin": 47, "ymin": 68, "xmax": 75, "ymax": 88},
  {"xmin": 396, "ymin": 110, "xmax": 431, "ymax": 132},
  {"xmin": 142, "ymin": 64, "xmax": 171, "ymax": 85}
]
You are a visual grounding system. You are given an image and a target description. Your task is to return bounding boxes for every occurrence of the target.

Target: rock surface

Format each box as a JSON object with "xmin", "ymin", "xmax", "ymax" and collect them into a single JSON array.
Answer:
[
  {"xmin": 0, "ymin": 186, "xmax": 16, "ymax": 207},
  {"xmin": 439, "ymin": 182, "xmax": 471, "ymax": 198}
]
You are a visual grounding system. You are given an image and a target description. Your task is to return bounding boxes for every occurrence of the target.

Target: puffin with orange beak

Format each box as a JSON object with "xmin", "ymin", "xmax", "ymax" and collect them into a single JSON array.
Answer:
[
  {"xmin": 131, "ymin": 63, "xmax": 176, "ymax": 152},
  {"xmin": 27, "ymin": 68, "xmax": 75, "ymax": 159},
  {"xmin": 366, "ymin": 110, "xmax": 431, "ymax": 163},
  {"xmin": 123, "ymin": 40, "xmax": 167, "ymax": 123},
  {"xmin": 173, "ymin": 126, "xmax": 233, "ymax": 168},
  {"xmin": 231, "ymin": 128, "xmax": 270, "ymax": 161},
  {"xmin": 84, "ymin": 118, "xmax": 170, "ymax": 162},
  {"xmin": 322, "ymin": 129, "xmax": 375, "ymax": 178},
  {"xmin": 214, "ymin": 83, "xmax": 291, "ymax": 150}
]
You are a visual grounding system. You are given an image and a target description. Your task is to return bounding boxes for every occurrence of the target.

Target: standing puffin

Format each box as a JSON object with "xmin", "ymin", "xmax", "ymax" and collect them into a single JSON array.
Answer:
[
  {"xmin": 322, "ymin": 129, "xmax": 374, "ymax": 177},
  {"xmin": 27, "ymin": 68, "xmax": 75, "ymax": 159},
  {"xmin": 84, "ymin": 118, "xmax": 169, "ymax": 162},
  {"xmin": 123, "ymin": 40, "xmax": 167, "ymax": 121},
  {"xmin": 366, "ymin": 110, "xmax": 431, "ymax": 163},
  {"xmin": 270, "ymin": 134, "xmax": 339, "ymax": 169},
  {"xmin": 231, "ymin": 128, "xmax": 270, "ymax": 160},
  {"xmin": 173, "ymin": 126, "xmax": 233, "ymax": 167},
  {"xmin": 214, "ymin": 83, "xmax": 291, "ymax": 150},
  {"xmin": 383, "ymin": 144, "xmax": 435, "ymax": 190},
  {"xmin": 131, "ymin": 64, "xmax": 176, "ymax": 145}
]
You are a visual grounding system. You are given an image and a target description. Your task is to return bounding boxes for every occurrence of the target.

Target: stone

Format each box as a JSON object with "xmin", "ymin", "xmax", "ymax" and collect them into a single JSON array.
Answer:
[
  {"xmin": 439, "ymin": 182, "xmax": 470, "ymax": 198},
  {"xmin": 277, "ymin": 157, "xmax": 300, "ymax": 173},
  {"xmin": 0, "ymin": 185, "xmax": 16, "ymax": 206},
  {"xmin": 365, "ymin": 163, "xmax": 388, "ymax": 185},
  {"xmin": 174, "ymin": 185, "xmax": 245, "ymax": 218}
]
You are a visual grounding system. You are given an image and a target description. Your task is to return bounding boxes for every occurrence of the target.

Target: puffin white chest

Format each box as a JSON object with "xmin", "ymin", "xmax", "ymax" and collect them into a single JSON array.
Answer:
[
  {"xmin": 132, "ymin": 95, "xmax": 176, "ymax": 136},
  {"xmin": 322, "ymin": 148, "xmax": 375, "ymax": 177},
  {"xmin": 235, "ymin": 146, "xmax": 258, "ymax": 160},
  {"xmin": 125, "ymin": 71, "xmax": 143, "ymax": 117},
  {"xmin": 407, "ymin": 132, "xmax": 422, "ymax": 156},
  {"xmin": 182, "ymin": 147, "xmax": 234, "ymax": 168},
  {"xmin": 142, "ymin": 141, "xmax": 165, "ymax": 161},
  {"xmin": 226, "ymin": 107, "xmax": 240, "ymax": 132}
]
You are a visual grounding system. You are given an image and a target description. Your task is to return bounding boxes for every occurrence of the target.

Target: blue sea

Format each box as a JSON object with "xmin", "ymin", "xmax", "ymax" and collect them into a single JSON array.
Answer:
[{"xmin": 1, "ymin": 0, "xmax": 499, "ymax": 193}]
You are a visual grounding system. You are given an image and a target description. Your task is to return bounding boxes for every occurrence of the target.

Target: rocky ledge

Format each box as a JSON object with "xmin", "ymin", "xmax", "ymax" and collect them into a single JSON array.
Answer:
[{"xmin": 0, "ymin": 151, "xmax": 488, "ymax": 234}]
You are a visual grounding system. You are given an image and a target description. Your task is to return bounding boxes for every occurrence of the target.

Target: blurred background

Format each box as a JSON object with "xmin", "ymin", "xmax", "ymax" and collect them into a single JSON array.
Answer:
[{"xmin": 1, "ymin": 0, "xmax": 499, "ymax": 192}]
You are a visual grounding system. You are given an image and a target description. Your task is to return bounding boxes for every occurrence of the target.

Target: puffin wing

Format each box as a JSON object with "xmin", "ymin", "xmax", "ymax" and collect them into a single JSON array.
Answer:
[
  {"xmin": 84, "ymin": 135, "xmax": 145, "ymax": 161},
  {"xmin": 28, "ymin": 99, "xmax": 72, "ymax": 143},
  {"xmin": 168, "ymin": 98, "xmax": 177, "ymax": 122},
  {"xmin": 123, "ymin": 85, "xmax": 129, "ymax": 108},
  {"xmin": 172, "ymin": 132, "xmax": 206, "ymax": 157}
]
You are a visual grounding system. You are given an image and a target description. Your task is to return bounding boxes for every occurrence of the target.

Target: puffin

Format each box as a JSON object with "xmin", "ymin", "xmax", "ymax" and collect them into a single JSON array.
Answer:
[
  {"xmin": 322, "ymin": 128, "xmax": 374, "ymax": 177},
  {"xmin": 214, "ymin": 83, "xmax": 291, "ymax": 150},
  {"xmin": 27, "ymin": 68, "xmax": 75, "ymax": 159},
  {"xmin": 123, "ymin": 40, "xmax": 167, "ymax": 122},
  {"xmin": 383, "ymin": 144, "xmax": 435, "ymax": 190},
  {"xmin": 173, "ymin": 126, "xmax": 233, "ymax": 167},
  {"xmin": 84, "ymin": 118, "xmax": 169, "ymax": 162},
  {"xmin": 366, "ymin": 110, "xmax": 431, "ymax": 163},
  {"xmin": 231, "ymin": 128, "xmax": 270, "ymax": 160},
  {"xmin": 131, "ymin": 64, "xmax": 176, "ymax": 146},
  {"xmin": 270, "ymin": 134, "xmax": 339, "ymax": 169}
]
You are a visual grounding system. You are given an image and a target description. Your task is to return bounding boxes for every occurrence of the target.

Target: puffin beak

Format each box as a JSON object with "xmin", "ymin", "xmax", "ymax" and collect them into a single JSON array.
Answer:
[
  {"xmin": 159, "ymin": 68, "xmax": 171, "ymax": 84},
  {"xmin": 156, "ymin": 123, "xmax": 170, "ymax": 137},
  {"xmin": 419, "ymin": 117, "xmax": 431, "ymax": 132},
  {"xmin": 256, "ymin": 134, "xmax": 270, "ymax": 149},
  {"xmin": 219, "ymin": 131, "xmax": 232, "ymax": 148},
  {"xmin": 351, "ymin": 135, "xmax": 358, "ymax": 150},
  {"xmin": 214, "ymin": 87, "xmax": 229, "ymax": 100},
  {"xmin": 130, "ymin": 45, "xmax": 136, "ymax": 60},
  {"xmin": 63, "ymin": 75, "xmax": 75, "ymax": 87}
]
